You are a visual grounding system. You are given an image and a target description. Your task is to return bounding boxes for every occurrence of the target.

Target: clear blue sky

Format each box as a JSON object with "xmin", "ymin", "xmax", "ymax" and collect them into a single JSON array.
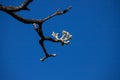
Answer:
[{"xmin": 0, "ymin": 0, "xmax": 120, "ymax": 80}]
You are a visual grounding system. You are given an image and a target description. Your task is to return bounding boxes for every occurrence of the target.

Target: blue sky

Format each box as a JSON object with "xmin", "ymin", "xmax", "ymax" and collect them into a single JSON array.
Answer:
[{"xmin": 0, "ymin": 0, "xmax": 120, "ymax": 80}]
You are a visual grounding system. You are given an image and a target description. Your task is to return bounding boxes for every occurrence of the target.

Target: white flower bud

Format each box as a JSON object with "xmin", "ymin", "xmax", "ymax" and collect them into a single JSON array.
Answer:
[{"xmin": 52, "ymin": 30, "xmax": 72, "ymax": 45}]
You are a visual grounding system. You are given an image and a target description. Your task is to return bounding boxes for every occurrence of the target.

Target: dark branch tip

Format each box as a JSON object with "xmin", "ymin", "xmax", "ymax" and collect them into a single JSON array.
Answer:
[
  {"xmin": 23, "ymin": 6, "xmax": 30, "ymax": 11},
  {"xmin": 56, "ymin": 6, "xmax": 72, "ymax": 15}
]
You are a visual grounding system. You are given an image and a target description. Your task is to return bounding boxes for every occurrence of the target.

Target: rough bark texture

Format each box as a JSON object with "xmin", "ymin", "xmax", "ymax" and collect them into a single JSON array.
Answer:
[{"xmin": 0, "ymin": 0, "xmax": 72, "ymax": 61}]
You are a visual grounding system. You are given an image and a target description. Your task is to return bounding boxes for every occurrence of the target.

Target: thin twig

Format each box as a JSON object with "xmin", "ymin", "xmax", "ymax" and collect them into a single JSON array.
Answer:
[{"xmin": 41, "ymin": 6, "xmax": 72, "ymax": 22}]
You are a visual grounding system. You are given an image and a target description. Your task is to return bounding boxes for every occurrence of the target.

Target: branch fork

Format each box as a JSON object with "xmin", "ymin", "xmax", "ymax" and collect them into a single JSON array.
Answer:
[
  {"xmin": 40, "ymin": 54, "xmax": 56, "ymax": 62},
  {"xmin": 0, "ymin": 0, "xmax": 72, "ymax": 62}
]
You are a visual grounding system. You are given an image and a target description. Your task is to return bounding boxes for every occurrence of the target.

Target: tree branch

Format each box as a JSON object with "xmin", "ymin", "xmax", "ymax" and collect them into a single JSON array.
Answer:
[
  {"xmin": 5, "ymin": 11, "xmax": 42, "ymax": 24},
  {"xmin": 0, "ymin": 0, "xmax": 72, "ymax": 61},
  {"xmin": 41, "ymin": 6, "xmax": 72, "ymax": 22},
  {"xmin": 0, "ymin": 0, "xmax": 33, "ymax": 12}
]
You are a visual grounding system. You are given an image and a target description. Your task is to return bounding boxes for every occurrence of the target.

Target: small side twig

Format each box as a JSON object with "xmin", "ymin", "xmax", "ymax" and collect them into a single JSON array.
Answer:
[{"xmin": 41, "ymin": 6, "xmax": 72, "ymax": 22}]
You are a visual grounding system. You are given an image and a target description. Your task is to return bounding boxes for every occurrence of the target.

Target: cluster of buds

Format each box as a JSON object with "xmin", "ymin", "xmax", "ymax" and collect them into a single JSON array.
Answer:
[{"xmin": 52, "ymin": 30, "xmax": 72, "ymax": 45}]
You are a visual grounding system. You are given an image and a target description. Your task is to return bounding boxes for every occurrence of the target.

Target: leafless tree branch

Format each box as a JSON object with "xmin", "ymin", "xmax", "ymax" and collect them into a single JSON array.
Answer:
[
  {"xmin": 0, "ymin": 0, "xmax": 72, "ymax": 61},
  {"xmin": 0, "ymin": 0, "xmax": 33, "ymax": 12},
  {"xmin": 41, "ymin": 6, "xmax": 72, "ymax": 22}
]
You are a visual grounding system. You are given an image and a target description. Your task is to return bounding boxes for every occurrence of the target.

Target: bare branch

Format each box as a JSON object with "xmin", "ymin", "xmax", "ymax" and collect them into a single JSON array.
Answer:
[
  {"xmin": 5, "ymin": 11, "xmax": 42, "ymax": 24},
  {"xmin": 0, "ymin": 0, "xmax": 72, "ymax": 61},
  {"xmin": 39, "ymin": 38, "xmax": 57, "ymax": 62},
  {"xmin": 22, "ymin": 0, "xmax": 33, "ymax": 10},
  {"xmin": 0, "ymin": 0, "xmax": 33, "ymax": 12},
  {"xmin": 0, "ymin": 0, "xmax": 36, "ymax": 24},
  {"xmin": 0, "ymin": 1, "xmax": 72, "ymax": 25},
  {"xmin": 41, "ymin": 6, "xmax": 72, "ymax": 22}
]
